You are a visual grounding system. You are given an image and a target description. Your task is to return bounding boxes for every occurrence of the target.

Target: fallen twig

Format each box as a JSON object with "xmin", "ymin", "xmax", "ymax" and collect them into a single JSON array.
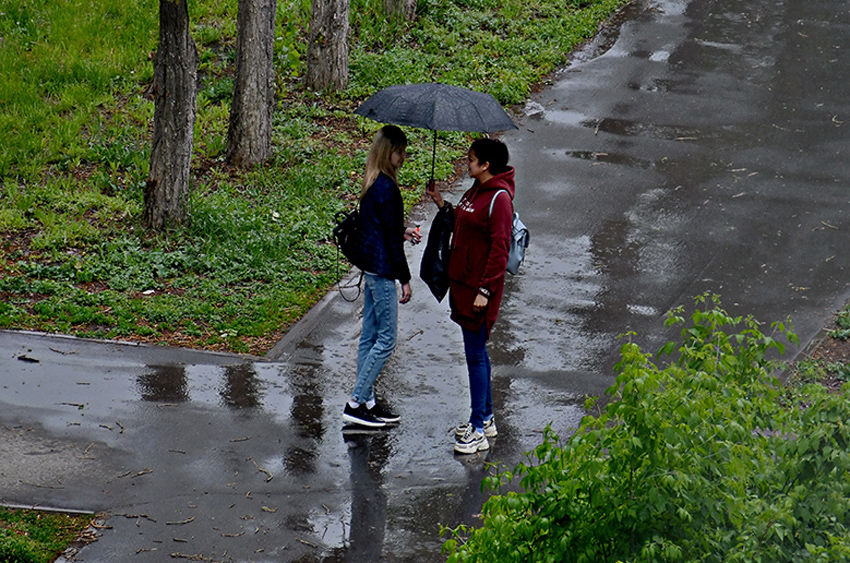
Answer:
[
  {"xmin": 59, "ymin": 402, "xmax": 85, "ymax": 409},
  {"xmin": 120, "ymin": 513, "xmax": 156, "ymax": 523},
  {"xmin": 248, "ymin": 457, "xmax": 273, "ymax": 482},
  {"xmin": 169, "ymin": 553, "xmax": 212, "ymax": 561},
  {"xmin": 21, "ymin": 480, "xmax": 64, "ymax": 490},
  {"xmin": 166, "ymin": 517, "xmax": 195, "ymax": 526}
]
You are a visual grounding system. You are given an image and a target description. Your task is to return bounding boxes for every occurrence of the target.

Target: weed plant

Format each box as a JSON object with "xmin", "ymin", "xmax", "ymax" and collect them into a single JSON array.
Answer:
[
  {"xmin": 827, "ymin": 309, "xmax": 850, "ymax": 340},
  {"xmin": 0, "ymin": 0, "xmax": 628, "ymax": 353}
]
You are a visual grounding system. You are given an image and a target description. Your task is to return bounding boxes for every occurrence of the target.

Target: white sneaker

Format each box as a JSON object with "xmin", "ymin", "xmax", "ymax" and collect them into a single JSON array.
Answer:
[
  {"xmin": 454, "ymin": 426, "xmax": 490, "ymax": 454},
  {"xmin": 454, "ymin": 418, "xmax": 497, "ymax": 439}
]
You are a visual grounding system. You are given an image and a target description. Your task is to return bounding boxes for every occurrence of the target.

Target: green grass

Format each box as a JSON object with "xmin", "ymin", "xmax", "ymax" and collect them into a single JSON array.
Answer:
[
  {"xmin": 0, "ymin": 507, "xmax": 92, "ymax": 563},
  {"xmin": 0, "ymin": 0, "xmax": 629, "ymax": 354}
]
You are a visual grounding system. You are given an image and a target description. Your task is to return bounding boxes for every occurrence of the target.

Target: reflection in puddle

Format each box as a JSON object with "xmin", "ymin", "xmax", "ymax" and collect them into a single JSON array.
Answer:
[
  {"xmin": 566, "ymin": 150, "xmax": 656, "ymax": 169},
  {"xmin": 220, "ymin": 363, "xmax": 262, "ymax": 409},
  {"xmin": 316, "ymin": 430, "xmax": 390, "ymax": 562},
  {"xmin": 291, "ymin": 390, "xmax": 324, "ymax": 440},
  {"xmin": 282, "ymin": 363, "xmax": 329, "ymax": 476},
  {"xmin": 628, "ymin": 78, "xmax": 673, "ymax": 92},
  {"xmin": 545, "ymin": 108, "xmax": 588, "ymax": 126},
  {"xmin": 136, "ymin": 363, "xmax": 266, "ymax": 409},
  {"xmin": 284, "ymin": 445, "xmax": 317, "ymax": 476},
  {"xmin": 137, "ymin": 364, "xmax": 187, "ymax": 402},
  {"xmin": 585, "ymin": 116, "xmax": 702, "ymax": 141}
]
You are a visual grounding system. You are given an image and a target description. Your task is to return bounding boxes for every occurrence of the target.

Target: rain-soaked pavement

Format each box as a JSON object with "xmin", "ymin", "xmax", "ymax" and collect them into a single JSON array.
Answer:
[{"xmin": 3, "ymin": 0, "xmax": 850, "ymax": 561}]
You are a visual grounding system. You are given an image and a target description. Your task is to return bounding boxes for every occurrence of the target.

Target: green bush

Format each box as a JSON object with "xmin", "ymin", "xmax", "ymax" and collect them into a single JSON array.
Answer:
[{"xmin": 443, "ymin": 295, "xmax": 850, "ymax": 563}]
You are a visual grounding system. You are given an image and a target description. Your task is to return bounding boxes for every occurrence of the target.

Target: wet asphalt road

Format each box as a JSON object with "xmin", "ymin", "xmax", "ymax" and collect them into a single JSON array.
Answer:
[{"xmin": 3, "ymin": 0, "xmax": 850, "ymax": 561}]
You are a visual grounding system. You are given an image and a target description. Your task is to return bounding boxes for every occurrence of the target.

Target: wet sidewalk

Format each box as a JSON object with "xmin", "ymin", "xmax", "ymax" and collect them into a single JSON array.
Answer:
[
  {"xmin": 0, "ymin": 180, "xmax": 589, "ymax": 563},
  {"xmin": 5, "ymin": 0, "xmax": 850, "ymax": 560},
  {"xmin": 0, "ymin": 238, "xmax": 586, "ymax": 563}
]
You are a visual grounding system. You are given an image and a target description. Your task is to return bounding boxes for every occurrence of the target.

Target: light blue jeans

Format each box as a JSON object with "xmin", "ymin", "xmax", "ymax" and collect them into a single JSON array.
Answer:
[{"xmin": 351, "ymin": 273, "xmax": 398, "ymax": 404}]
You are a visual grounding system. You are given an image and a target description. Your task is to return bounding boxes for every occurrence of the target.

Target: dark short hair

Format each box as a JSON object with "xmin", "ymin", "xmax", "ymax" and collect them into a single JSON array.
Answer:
[{"xmin": 470, "ymin": 138, "xmax": 509, "ymax": 174}]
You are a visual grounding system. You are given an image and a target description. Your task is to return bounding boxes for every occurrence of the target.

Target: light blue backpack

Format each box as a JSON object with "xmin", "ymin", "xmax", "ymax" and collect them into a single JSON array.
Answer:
[{"xmin": 490, "ymin": 190, "xmax": 530, "ymax": 275}]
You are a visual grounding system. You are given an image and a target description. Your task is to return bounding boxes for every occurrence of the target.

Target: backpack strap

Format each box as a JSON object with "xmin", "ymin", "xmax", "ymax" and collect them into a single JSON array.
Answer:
[{"xmin": 488, "ymin": 189, "xmax": 509, "ymax": 217}]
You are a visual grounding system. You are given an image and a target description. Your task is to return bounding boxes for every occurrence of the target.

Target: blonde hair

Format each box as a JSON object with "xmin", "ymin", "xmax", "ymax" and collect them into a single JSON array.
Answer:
[{"xmin": 361, "ymin": 125, "xmax": 408, "ymax": 199}]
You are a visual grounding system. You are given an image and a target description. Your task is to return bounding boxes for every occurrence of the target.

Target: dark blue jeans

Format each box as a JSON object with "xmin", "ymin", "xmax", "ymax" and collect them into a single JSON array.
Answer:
[{"xmin": 462, "ymin": 323, "xmax": 492, "ymax": 431}]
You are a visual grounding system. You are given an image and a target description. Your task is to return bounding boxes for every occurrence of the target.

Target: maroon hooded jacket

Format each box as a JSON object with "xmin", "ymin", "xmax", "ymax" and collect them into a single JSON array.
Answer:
[{"xmin": 447, "ymin": 167, "xmax": 515, "ymax": 337}]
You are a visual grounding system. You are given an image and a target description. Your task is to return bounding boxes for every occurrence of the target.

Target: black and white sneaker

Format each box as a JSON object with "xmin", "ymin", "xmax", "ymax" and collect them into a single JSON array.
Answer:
[
  {"xmin": 369, "ymin": 403, "xmax": 400, "ymax": 424},
  {"xmin": 454, "ymin": 418, "xmax": 497, "ymax": 438},
  {"xmin": 454, "ymin": 425, "xmax": 490, "ymax": 454},
  {"xmin": 343, "ymin": 403, "xmax": 387, "ymax": 428}
]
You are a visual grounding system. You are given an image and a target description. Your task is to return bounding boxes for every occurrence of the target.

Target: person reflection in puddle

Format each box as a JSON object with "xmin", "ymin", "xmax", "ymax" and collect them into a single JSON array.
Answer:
[
  {"xmin": 426, "ymin": 138, "xmax": 514, "ymax": 455},
  {"xmin": 339, "ymin": 430, "xmax": 388, "ymax": 559},
  {"xmin": 343, "ymin": 125, "xmax": 421, "ymax": 430}
]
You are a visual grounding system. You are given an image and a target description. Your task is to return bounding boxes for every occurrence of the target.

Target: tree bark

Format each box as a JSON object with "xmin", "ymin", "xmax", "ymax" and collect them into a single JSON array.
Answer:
[
  {"xmin": 226, "ymin": 0, "xmax": 277, "ymax": 167},
  {"xmin": 145, "ymin": 0, "xmax": 198, "ymax": 230},
  {"xmin": 305, "ymin": 0, "xmax": 349, "ymax": 92},
  {"xmin": 384, "ymin": 0, "xmax": 415, "ymax": 20}
]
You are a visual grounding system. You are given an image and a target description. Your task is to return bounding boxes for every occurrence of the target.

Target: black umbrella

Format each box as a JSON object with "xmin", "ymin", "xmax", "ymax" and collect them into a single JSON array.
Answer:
[{"xmin": 354, "ymin": 82, "xmax": 518, "ymax": 180}]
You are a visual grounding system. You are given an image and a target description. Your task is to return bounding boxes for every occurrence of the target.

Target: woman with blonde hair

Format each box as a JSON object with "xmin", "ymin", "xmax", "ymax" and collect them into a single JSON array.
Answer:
[{"xmin": 343, "ymin": 125, "xmax": 421, "ymax": 428}]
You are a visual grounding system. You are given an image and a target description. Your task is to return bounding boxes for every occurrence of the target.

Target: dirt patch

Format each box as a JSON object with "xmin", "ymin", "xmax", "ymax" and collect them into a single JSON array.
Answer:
[{"xmin": 798, "ymin": 324, "xmax": 850, "ymax": 394}]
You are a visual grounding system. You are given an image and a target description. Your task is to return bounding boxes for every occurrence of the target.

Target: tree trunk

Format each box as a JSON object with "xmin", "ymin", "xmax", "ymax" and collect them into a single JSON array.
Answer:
[
  {"xmin": 145, "ymin": 0, "xmax": 198, "ymax": 230},
  {"xmin": 305, "ymin": 0, "xmax": 349, "ymax": 92},
  {"xmin": 226, "ymin": 0, "xmax": 277, "ymax": 167},
  {"xmin": 384, "ymin": 0, "xmax": 415, "ymax": 20}
]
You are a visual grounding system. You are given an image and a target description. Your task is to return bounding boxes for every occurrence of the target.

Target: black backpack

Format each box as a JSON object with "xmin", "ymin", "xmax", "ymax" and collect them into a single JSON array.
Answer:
[
  {"xmin": 332, "ymin": 208, "xmax": 365, "ymax": 301},
  {"xmin": 333, "ymin": 207, "xmax": 363, "ymax": 268}
]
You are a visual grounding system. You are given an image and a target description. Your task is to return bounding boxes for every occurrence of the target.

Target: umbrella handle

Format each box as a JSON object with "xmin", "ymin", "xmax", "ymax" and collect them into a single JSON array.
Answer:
[{"xmin": 430, "ymin": 130, "xmax": 437, "ymax": 182}]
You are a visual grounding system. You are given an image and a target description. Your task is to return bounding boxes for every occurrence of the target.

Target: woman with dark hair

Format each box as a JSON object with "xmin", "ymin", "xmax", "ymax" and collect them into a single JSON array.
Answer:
[
  {"xmin": 426, "ymin": 138, "xmax": 515, "ymax": 453},
  {"xmin": 344, "ymin": 125, "xmax": 421, "ymax": 428}
]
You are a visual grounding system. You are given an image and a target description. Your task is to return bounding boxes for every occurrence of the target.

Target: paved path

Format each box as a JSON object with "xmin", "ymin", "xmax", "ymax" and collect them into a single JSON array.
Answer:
[{"xmin": 3, "ymin": 0, "xmax": 850, "ymax": 561}]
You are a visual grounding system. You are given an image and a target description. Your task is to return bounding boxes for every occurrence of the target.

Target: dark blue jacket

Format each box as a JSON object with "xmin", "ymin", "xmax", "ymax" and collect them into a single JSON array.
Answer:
[{"xmin": 358, "ymin": 172, "xmax": 411, "ymax": 284}]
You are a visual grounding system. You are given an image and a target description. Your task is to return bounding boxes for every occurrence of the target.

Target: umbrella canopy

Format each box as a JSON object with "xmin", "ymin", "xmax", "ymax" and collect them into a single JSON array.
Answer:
[
  {"xmin": 354, "ymin": 83, "xmax": 517, "ymax": 180},
  {"xmin": 354, "ymin": 82, "xmax": 517, "ymax": 133}
]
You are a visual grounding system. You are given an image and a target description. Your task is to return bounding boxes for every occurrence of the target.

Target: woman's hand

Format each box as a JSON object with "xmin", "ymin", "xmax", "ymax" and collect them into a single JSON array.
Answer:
[
  {"xmin": 404, "ymin": 226, "xmax": 422, "ymax": 245},
  {"xmin": 472, "ymin": 293, "xmax": 488, "ymax": 313},
  {"xmin": 425, "ymin": 180, "xmax": 444, "ymax": 208},
  {"xmin": 400, "ymin": 283, "xmax": 412, "ymax": 304}
]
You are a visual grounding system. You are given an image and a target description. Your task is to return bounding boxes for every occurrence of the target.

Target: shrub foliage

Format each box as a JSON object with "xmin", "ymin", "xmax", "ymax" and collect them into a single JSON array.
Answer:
[{"xmin": 443, "ymin": 295, "xmax": 850, "ymax": 563}]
